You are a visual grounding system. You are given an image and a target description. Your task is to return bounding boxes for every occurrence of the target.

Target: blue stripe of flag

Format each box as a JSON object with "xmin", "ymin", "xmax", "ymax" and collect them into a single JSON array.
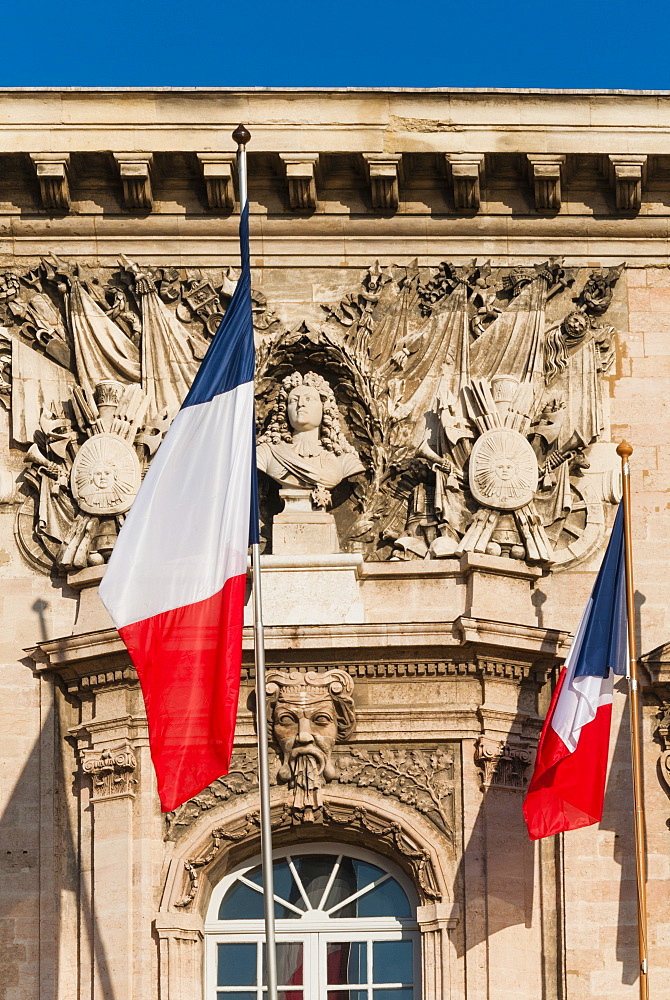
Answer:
[
  {"xmin": 182, "ymin": 203, "xmax": 255, "ymax": 408},
  {"xmin": 573, "ymin": 503, "xmax": 627, "ymax": 678},
  {"xmin": 181, "ymin": 201, "xmax": 259, "ymax": 545}
]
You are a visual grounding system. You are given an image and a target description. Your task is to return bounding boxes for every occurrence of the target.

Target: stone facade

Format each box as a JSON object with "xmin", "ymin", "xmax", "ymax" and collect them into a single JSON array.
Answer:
[{"xmin": 0, "ymin": 88, "xmax": 669, "ymax": 1000}]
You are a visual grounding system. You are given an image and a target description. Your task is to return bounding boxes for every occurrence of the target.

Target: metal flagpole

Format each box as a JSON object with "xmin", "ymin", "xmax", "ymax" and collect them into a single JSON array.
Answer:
[
  {"xmin": 616, "ymin": 440, "xmax": 649, "ymax": 1000},
  {"xmin": 233, "ymin": 123, "xmax": 278, "ymax": 1000}
]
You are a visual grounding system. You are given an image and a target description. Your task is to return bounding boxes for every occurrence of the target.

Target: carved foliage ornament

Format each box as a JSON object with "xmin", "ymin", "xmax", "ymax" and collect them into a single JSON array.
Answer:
[{"xmin": 166, "ymin": 742, "xmax": 455, "ymax": 847}]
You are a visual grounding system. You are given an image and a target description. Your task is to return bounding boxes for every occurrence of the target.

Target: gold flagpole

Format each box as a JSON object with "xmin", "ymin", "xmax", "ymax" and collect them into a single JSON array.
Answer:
[{"xmin": 616, "ymin": 440, "xmax": 649, "ymax": 1000}]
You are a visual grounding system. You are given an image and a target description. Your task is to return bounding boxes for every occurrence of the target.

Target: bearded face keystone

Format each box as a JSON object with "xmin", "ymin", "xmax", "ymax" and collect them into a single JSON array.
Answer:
[{"xmin": 265, "ymin": 669, "xmax": 356, "ymax": 822}]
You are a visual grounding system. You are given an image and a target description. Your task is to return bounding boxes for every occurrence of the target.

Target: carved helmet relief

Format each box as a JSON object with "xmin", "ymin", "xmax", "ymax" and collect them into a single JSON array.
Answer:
[{"xmin": 1, "ymin": 253, "xmax": 623, "ymax": 574}]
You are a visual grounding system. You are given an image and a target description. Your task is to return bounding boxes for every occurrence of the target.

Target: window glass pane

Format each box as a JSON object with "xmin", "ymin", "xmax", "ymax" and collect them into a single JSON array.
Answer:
[
  {"xmin": 218, "ymin": 880, "xmax": 265, "ymax": 920},
  {"xmin": 372, "ymin": 941, "xmax": 413, "ymax": 984},
  {"xmin": 217, "ymin": 943, "xmax": 257, "ymax": 987},
  {"xmin": 372, "ymin": 990, "xmax": 413, "ymax": 1000},
  {"xmin": 278, "ymin": 992, "xmax": 303, "ymax": 1000},
  {"xmin": 217, "ymin": 993, "xmax": 255, "ymax": 1000},
  {"xmin": 358, "ymin": 879, "xmax": 411, "ymax": 919},
  {"xmin": 325, "ymin": 858, "xmax": 387, "ymax": 916},
  {"xmin": 293, "ymin": 855, "xmax": 338, "ymax": 907},
  {"xmin": 247, "ymin": 861, "xmax": 305, "ymax": 916},
  {"xmin": 262, "ymin": 942, "xmax": 303, "ymax": 986},
  {"xmin": 328, "ymin": 992, "xmax": 367, "ymax": 1000},
  {"xmin": 327, "ymin": 942, "xmax": 367, "ymax": 984}
]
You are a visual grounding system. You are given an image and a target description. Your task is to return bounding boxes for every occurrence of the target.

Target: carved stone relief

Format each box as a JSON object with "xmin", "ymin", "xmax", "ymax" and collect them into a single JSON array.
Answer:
[
  {"xmin": 336, "ymin": 747, "xmax": 455, "ymax": 839},
  {"xmin": 171, "ymin": 798, "xmax": 442, "ymax": 911},
  {"xmin": 0, "ymin": 253, "xmax": 277, "ymax": 573},
  {"xmin": 654, "ymin": 705, "xmax": 670, "ymax": 799},
  {"xmin": 166, "ymin": 741, "xmax": 456, "ymax": 847},
  {"xmin": 255, "ymin": 258, "xmax": 623, "ymax": 567},
  {"xmin": 266, "ymin": 669, "xmax": 356, "ymax": 822},
  {"xmin": 0, "ymin": 252, "xmax": 623, "ymax": 574}
]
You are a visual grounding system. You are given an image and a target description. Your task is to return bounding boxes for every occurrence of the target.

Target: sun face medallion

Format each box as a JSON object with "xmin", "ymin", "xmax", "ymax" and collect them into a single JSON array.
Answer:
[
  {"xmin": 70, "ymin": 433, "xmax": 141, "ymax": 516},
  {"xmin": 468, "ymin": 428, "xmax": 538, "ymax": 511}
]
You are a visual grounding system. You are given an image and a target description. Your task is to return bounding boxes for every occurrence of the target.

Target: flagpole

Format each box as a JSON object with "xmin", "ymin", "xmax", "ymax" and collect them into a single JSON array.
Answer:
[
  {"xmin": 616, "ymin": 440, "xmax": 649, "ymax": 1000},
  {"xmin": 233, "ymin": 123, "xmax": 279, "ymax": 1000}
]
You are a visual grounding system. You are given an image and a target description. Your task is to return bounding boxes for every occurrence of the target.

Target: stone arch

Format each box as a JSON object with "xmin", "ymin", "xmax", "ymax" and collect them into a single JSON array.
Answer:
[
  {"xmin": 160, "ymin": 784, "xmax": 455, "ymax": 920},
  {"xmin": 156, "ymin": 787, "xmax": 460, "ymax": 1000}
]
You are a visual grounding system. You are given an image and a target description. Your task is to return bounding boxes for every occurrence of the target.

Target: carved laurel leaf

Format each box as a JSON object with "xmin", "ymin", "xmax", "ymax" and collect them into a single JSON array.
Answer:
[{"xmin": 335, "ymin": 746, "xmax": 454, "ymax": 839}]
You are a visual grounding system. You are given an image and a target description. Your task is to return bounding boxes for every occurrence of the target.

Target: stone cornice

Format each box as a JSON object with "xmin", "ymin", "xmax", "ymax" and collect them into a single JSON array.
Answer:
[
  {"xmin": 0, "ymin": 90, "xmax": 669, "ymax": 267},
  {"xmin": 31, "ymin": 618, "xmax": 569, "ymax": 693}
]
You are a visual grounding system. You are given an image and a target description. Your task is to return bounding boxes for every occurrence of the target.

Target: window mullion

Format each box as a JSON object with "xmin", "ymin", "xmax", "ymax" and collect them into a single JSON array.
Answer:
[
  {"xmin": 287, "ymin": 855, "xmax": 313, "ymax": 910},
  {"xmin": 368, "ymin": 938, "xmax": 373, "ymax": 1000},
  {"xmin": 325, "ymin": 873, "xmax": 391, "ymax": 915},
  {"xmin": 317, "ymin": 853, "xmax": 342, "ymax": 910}
]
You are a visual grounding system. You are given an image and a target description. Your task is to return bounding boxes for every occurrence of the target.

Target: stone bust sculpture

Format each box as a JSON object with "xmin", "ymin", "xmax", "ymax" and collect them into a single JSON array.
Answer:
[
  {"xmin": 266, "ymin": 669, "xmax": 356, "ymax": 821},
  {"xmin": 257, "ymin": 372, "xmax": 364, "ymax": 502}
]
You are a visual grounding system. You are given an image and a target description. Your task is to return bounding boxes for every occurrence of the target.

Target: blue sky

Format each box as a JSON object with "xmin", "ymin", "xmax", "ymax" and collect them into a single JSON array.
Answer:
[{"xmin": 2, "ymin": 0, "xmax": 668, "ymax": 90}]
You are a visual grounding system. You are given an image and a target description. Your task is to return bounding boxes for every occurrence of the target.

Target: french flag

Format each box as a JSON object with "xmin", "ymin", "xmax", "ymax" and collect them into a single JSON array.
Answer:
[
  {"xmin": 523, "ymin": 504, "xmax": 627, "ymax": 840},
  {"xmin": 99, "ymin": 204, "xmax": 257, "ymax": 813}
]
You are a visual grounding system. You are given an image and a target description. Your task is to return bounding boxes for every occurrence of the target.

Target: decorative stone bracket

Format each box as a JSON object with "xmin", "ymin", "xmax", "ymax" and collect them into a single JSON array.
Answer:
[
  {"xmin": 196, "ymin": 153, "xmax": 236, "ymax": 212},
  {"xmin": 113, "ymin": 153, "xmax": 154, "ymax": 211},
  {"xmin": 80, "ymin": 744, "xmax": 137, "ymax": 799},
  {"xmin": 608, "ymin": 154, "xmax": 647, "ymax": 212},
  {"xmin": 362, "ymin": 153, "xmax": 402, "ymax": 210},
  {"xmin": 29, "ymin": 153, "xmax": 71, "ymax": 212},
  {"xmin": 279, "ymin": 153, "xmax": 320, "ymax": 211},
  {"xmin": 475, "ymin": 735, "xmax": 533, "ymax": 790},
  {"xmin": 527, "ymin": 154, "xmax": 565, "ymax": 212},
  {"xmin": 446, "ymin": 153, "xmax": 485, "ymax": 211}
]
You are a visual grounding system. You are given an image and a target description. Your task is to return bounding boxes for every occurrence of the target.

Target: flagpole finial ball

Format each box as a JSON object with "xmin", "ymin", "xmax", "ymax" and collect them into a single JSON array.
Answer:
[
  {"xmin": 616, "ymin": 440, "xmax": 633, "ymax": 460},
  {"xmin": 232, "ymin": 124, "xmax": 251, "ymax": 145}
]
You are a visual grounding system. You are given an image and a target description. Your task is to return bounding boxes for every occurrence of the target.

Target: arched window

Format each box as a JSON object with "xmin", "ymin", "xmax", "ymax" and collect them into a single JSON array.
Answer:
[{"xmin": 206, "ymin": 843, "xmax": 420, "ymax": 1000}]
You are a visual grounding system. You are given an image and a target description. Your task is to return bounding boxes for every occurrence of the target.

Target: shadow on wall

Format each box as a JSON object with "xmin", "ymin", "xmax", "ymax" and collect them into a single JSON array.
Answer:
[
  {"xmin": 453, "ymin": 718, "xmax": 537, "ymax": 960},
  {"xmin": 0, "ymin": 599, "xmax": 118, "ymax": 1000},
  {"xmin": 599, "ymin": 679, "xmax": 640, "ymax": 987}
]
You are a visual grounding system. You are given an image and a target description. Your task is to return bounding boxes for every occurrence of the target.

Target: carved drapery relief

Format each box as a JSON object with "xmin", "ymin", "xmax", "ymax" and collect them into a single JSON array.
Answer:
[
  {"xmin": 1, "ymin": 253, "xmax": 278, "ymax": 573},
  {"xmin": 80, "ymin": 744, "xmax": 137, "ymax": 799},
  {"xmin": 256, "ymin": 259, "xmax": 623, "ymax": 566},
  {"xmin": 474, "ymin": 736, "xmax": 533, "ymax": 790},
  {"xmin": 1, "ymin": 252, "xmax": 623, "ymax": 574},
  {"xmin": 266, "ymin": 669, "xmax": 356, "ymax": 822}
]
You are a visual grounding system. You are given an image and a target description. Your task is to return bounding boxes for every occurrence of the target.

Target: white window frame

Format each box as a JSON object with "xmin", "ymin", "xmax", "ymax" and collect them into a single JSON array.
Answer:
[{"xmin": 205, "ymin": 842, "xmax": 420, "ymax": 1000}]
